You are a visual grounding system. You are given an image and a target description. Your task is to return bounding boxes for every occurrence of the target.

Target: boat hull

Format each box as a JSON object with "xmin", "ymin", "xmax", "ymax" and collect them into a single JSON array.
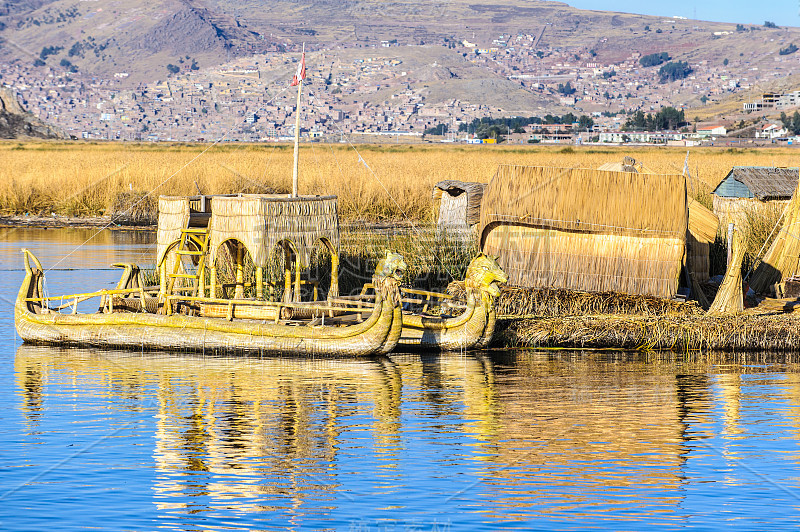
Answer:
[
  {"xmin": 398, "ymin": 290, "xmax": 497, "ymax": 352},
  {"xmin": 15, "ymin": 250, "xmax": 402, "ymax": 357}
]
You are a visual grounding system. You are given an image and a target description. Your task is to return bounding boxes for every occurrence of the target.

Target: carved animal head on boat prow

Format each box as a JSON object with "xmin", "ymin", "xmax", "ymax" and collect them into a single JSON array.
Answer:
[
  {"xmin": 373, "ymin": 251, "xmax": 407, "ymax": 305},
  {"xmin": 374, "ymin": 251, "xmax": 407, "ymax": 282},
  {"xmin": 464, "ymin": 253, "xmax": 508, "ymax": 299}
]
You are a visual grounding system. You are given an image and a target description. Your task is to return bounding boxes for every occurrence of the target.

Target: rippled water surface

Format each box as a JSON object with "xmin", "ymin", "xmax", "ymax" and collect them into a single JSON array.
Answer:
[{"xmin": 2, "ymin": 228, "xmax": 800, "ymax": 530}]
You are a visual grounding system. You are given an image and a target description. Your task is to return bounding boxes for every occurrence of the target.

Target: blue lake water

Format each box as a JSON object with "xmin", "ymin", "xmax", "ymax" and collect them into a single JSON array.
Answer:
[{"xmin": 1, "ymin": 227, "xmax": 800, "ymax": 530}]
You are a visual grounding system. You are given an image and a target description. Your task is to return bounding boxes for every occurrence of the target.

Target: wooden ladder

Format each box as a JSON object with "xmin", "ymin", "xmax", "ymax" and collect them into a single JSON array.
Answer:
[{"xmin": 164, "ymin": 227, "xmax": 210, "ymax": 315}]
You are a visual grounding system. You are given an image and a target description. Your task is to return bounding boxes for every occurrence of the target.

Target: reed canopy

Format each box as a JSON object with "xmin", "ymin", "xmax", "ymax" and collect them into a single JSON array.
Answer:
[{"xmin": 479, "ymin": 165, "xmax": 688, "ymax": 298}]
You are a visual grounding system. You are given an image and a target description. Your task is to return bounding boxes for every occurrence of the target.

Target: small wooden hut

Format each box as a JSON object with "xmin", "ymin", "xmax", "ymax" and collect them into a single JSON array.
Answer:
[
  {"xmin": 479, "ymin": 165, "xmax": 688, "ymax": 298},
  {"xmin": 432, "ymin": 180, "xmax": 486, "ymax": 235},
  {"xmin": 712, "ymin": 166, "xmax": 798, "ymax": 226},
  {"xmin": 157, "ymin": 194, "xmax": 339, "ymax": 303}
]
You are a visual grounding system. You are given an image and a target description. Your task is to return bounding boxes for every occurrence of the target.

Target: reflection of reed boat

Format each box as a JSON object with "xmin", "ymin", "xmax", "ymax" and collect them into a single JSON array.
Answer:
[{"xmin": 15, "ymin": 248, "xmax": 405, "ymax": 356}]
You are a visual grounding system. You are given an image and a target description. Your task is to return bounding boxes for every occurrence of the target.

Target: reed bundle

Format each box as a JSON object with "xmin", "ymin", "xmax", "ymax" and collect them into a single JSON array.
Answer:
[
  {"xmin": 749, "ymin": 182, "xmax": 800, "ymax": 295},
  {"xmin": 707, "ymin": 228, "xmax": 745, "ymax": 315},
  {"xmin": 496, "ymin": 287, "xmax": 702, "ymax": 317},
  {"xmin": 480, "ymin": 165, "xmax": 688, "ymax": 298},
  {"xmin": 499, "ymin": 313, "xmax": 800, "ymax": 352}
]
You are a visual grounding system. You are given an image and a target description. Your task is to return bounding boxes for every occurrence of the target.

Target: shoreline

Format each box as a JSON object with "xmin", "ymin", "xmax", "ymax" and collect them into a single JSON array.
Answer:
[{"xmin": 0, "ymin": 215, "xmax": 155, "ymax": 230}]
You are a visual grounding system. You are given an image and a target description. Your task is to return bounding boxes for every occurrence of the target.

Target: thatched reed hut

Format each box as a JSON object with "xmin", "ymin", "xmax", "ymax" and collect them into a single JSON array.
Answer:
[
  {"xmin": 479, "ymin": 165, "xmax": 688, "ymax": 298},
  {"xmin": 432, "ymin": 180, "xmax": 486, "ymax": 235},
  {"xmin": 157, "ymin": 194, "xmax": 339, "ymax": 302},
  {"xmin": 712, "ymin": 166, "xmax": 798, "ymax": 226}
]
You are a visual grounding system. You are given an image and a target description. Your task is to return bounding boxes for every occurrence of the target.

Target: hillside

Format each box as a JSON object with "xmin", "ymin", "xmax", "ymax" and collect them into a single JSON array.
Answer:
[
  {"xmin": 0, "ymin": 86, "xmax": 65, "ymax": 138},
  {"xmin": 1, "ymin": 0, "xmax": 799, "ymax": 124}
]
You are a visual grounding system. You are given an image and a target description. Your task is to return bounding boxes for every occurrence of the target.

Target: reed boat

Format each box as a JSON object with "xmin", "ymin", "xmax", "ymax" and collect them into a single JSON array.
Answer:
[
  {"xmin": 15, "ymin": 249, "xmax": 406, "ymax": 357},
  {"xmin": 339, "ymin": 254, "xmax": 509, "ymax": 351}
]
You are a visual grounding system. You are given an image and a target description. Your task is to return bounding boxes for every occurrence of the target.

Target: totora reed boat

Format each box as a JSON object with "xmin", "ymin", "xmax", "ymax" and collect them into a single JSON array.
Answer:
[
  {"xmin": 14, "ymin": 249, "xmax": 507, "ymax": 356},
  {"xmin": 15, "ymin": 248, "xmax": 406, "ymax": 357},
  {"xmin": 344, "ymin": 253, "xmax": 509, "ymax": 351}
]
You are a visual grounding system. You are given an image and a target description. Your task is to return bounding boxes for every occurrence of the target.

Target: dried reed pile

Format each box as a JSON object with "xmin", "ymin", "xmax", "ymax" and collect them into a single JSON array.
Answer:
[
  {"xmin": 480, "ymin": 165, "xmax": 688, "ymax": 297},
  {"xmin": 499, "ymin": 313, "xmax": 800, "ymax": 352},
  {"xmin": 496, "ymin": 287, "xmax": 702, "ymax": 317}
]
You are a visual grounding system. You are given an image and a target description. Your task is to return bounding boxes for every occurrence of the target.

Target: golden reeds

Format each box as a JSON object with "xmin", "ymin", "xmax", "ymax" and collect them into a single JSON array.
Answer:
[
  {"xmin": 480, "ymin": 165, "xmax": 688, "ymax": 297},
  {"xmin": 1, "ymin": 141, "xmax": 797, "ymax": 223},
  {"xmin": 497, "ymin": 287, "xmax": 701, "ymax": 317}
]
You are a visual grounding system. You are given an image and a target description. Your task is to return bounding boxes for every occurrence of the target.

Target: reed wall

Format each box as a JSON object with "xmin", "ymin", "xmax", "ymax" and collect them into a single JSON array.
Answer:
[{"xmin": 480, "ymin": 165, "xmax": 688, "ymax": 297}]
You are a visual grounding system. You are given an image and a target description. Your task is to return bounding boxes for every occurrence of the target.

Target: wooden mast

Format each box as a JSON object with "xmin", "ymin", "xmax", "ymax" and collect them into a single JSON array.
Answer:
[{"xmin": 292, "ymin": 44, "xmax": 305, "ymax": 197}]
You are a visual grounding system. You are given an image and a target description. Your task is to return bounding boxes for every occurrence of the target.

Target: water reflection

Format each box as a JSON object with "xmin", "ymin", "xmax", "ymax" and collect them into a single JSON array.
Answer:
[{"xmin": 13, "ymin": 346, "xmax": 800, "ymax": 528}]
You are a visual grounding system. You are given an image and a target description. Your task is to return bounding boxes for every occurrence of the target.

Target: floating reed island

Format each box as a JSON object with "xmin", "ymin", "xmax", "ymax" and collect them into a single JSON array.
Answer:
[{"xmin": 467, "ymin": 163, "xmax": 800, "ymax": 352}]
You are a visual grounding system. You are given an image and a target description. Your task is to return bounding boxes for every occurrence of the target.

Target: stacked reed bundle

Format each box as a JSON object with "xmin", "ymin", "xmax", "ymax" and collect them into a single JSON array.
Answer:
[
  {"xmin": 208, "ymin": 194, "xmax": 339, "ymax": 269},
  {"xmin": 708, "ymin": 228, "xmax": 745, "ymax": 316},
  {"xmin": 496, "ymin": 287, "xmax": 701, "ymax": 317},
  {"xmin": 750, "ymin": 177, "xmax": 800, "ymax": 295},
  {"xmin": 498, "ymin": 313, "xmax": 800, "ymax": 352},
  {"xmin": 479, "ymin": 165, "xmax": 688, "ymax": 298}
]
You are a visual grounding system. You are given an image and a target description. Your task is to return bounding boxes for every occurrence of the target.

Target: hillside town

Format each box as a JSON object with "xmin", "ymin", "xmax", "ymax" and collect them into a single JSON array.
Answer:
[{"xmin": 3, "ymin": 24, "xmax": 800, "ymax": 145}]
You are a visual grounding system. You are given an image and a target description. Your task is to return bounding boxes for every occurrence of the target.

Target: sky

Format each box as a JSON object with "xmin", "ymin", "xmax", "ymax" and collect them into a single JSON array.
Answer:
[{"xmin": 564, "ymin": 1, "xmax": 799, "ymax": 26}]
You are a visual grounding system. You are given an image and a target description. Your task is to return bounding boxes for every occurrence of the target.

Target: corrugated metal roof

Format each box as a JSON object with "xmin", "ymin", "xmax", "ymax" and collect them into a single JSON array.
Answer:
[{"xmin": 714, "ymin": 167, "xmax": 799, "ymax": 201}]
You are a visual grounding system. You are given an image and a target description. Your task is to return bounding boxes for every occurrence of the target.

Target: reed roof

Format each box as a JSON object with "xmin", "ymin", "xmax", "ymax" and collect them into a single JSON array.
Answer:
[
  {"xmin": 208, "ymin": 194, "xmax": 339, "ymax": 268},
  {"xmin": 480, "ymin": 165, "xmax": 688, "ymax": 238},
  {"xmin": 478, "ymin": 165, "xmax": 688, "ymax": 298}
]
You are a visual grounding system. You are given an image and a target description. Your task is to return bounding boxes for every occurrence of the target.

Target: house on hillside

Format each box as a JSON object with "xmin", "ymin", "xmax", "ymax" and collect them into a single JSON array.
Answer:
[
  {"xmin": 756, "ymin": 123, "xmax": 789, "ymax": 140},
  {"xmin": 712, "ymin": 166, "xmax": 799, "ymax": 225},
  {"xmin": 694, "ymin": 124, "xmax": 727, "ymax": 138}
]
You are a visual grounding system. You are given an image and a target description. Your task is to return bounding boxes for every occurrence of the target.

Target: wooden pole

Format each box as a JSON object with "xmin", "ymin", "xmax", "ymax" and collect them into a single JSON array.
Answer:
[
  {"xmin": 291, "ymin": 45, "xmax": 304, "ymax": 197},
  {"xmin": 234, "ymin": 242, "xmax": 245, "ymax": 299},
  {"xmin": 727, "ymin": 222, "xmax": 735, "ymax": 267}
]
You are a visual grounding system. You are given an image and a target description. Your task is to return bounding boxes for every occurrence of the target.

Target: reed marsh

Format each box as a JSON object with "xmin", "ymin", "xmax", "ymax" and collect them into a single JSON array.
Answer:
[{"xmin": 2, "ymin": 140, "xmax": 798, "ymax": 223}]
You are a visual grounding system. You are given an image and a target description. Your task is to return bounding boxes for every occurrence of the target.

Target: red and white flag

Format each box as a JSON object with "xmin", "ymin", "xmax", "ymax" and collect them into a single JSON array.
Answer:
[{"xmin": 291, "ymin": 53, "xmax": 306, "ymax": 86}]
